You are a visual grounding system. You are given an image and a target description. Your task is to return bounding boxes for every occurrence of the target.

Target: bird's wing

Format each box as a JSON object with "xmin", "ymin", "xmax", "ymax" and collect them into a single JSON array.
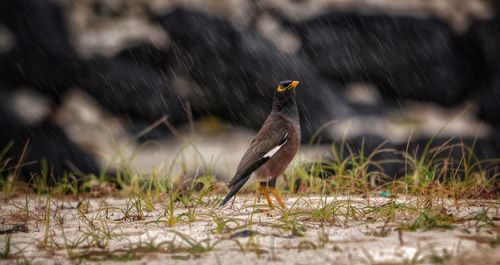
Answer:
[
  {"xmin": 220, "ymin": 115, "xmax": 289, "ymax": 206},
  {"xmin": 231, "ymin": 115, "xmax": 289, "ymax": 186}
]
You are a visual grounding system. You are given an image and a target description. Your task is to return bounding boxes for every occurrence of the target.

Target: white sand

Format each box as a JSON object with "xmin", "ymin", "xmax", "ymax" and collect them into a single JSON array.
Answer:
[{"xmin": 0, "ymin": 195, "xmax": 498, "ymax": 264}]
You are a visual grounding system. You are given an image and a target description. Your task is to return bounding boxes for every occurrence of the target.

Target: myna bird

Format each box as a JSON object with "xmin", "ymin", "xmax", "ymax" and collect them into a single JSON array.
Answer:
[{"xmin": 221, "ymin": 80, "xmax": 301, "ymax": 209}]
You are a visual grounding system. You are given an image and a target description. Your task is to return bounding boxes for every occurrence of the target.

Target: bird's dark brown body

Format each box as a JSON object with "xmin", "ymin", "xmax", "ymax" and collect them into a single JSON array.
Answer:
[
  {"xmin": 221, "ymin": 80, "xmax": 301, "ymax": 208},
  {"xmin": 254, "ymin": 114, "xmax": 300, "ymax": 183}
]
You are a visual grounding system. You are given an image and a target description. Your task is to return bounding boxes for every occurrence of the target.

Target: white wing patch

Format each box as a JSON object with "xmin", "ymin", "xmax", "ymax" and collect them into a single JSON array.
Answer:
[{"xmin": 263, "ymin": 133, "xmax": 288, "ymax": 159}]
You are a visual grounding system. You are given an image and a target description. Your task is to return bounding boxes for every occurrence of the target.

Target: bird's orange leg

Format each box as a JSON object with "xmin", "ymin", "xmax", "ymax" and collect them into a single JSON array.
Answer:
[
  {"xmin": 270, "ymin": 188, "xmax": 286, "ymax": 209},
  {"xmin": 260, "ymin": 184, "xmax": 274, "ymax": 209}
]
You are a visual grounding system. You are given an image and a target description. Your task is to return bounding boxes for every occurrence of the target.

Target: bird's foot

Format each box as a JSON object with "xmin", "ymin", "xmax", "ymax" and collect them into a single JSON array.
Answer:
[
  {"xmin": 260, "ymin": 185, "xmax": 275, "ymax": 209},
  {"xmin": 270, "ymin": 188, "xmax": 286, "ymax": 209}
]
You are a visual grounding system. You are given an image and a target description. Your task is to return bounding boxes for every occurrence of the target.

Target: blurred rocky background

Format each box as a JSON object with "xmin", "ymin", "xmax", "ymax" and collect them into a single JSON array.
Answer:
[{"xmin": 0, "ymin": 0, "xmax": 499, "ymax": 183}]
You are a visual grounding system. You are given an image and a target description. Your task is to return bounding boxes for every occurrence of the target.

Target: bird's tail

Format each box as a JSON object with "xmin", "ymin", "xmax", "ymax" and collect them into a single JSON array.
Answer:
[
  {"xmin": 220, "ymin": 156, "xmax": 270, "ymax": 207},
  {"xmin": 219, "ymin": 174, "xmax": 252, "ymax": 207}
]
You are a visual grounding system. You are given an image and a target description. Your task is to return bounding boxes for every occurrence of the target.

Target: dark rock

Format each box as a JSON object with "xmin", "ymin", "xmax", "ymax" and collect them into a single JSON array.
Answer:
[
  {"xmin": 271, "ymin": 10, "xmax": 469, "ymax": 107},
  {"xmin": 115, "ymin": 43, "xmax": 173, "ymax": 73},
  {"xmin": 0, "ymin": 0, "xmax": 188, "ymax": 125},
  {"xmin": 0, "ymin": 89, "xmax": 101, "ymax": 182},
  {"xmin": 0, "ymin": 0, "xmax": 188, "ymax": 179},
  {"xmin": 73, "ymin": 58, "xmax": 188, "ymax": 125},
  {"xmin": 153, "ymin": 8, "xmax": 352, "ymax": 141},
  {"xmin": 464, "ymin": 15, "xmax": 500, "ymax": 125}
]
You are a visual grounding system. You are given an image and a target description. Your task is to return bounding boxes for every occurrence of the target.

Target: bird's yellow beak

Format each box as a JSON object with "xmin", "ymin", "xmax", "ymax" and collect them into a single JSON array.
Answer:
[{"xmin": 277, "ymin": 80, "xmax": 300, "ymax": 92}]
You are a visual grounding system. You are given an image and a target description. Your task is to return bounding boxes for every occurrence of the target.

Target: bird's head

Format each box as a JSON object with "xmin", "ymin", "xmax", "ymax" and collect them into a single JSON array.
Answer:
[
  {"xmin": 277, "ymin": 80, "xmax": 300, "ymax": 93},
  {"xmin": 272, "ymin": 80, "xmax": 300, "ymax": 114}
]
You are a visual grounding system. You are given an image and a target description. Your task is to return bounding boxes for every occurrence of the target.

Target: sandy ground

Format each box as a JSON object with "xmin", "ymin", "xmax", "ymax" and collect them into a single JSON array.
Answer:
[{"xmin": 0, "ymin": 195, "xmax": 498, "ymax": 265}]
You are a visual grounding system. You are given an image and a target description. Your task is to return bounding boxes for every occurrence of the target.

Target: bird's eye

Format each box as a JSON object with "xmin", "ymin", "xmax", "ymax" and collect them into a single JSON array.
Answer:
[{"xmin": 277, "ymin": 85, "xmax": 287, "ymax": 92}]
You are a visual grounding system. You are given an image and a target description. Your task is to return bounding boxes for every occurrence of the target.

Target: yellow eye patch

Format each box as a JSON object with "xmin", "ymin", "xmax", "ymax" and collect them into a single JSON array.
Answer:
[{"xmin": 277, "ymin": 85, "xmax": 287, "ymax": 92}]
